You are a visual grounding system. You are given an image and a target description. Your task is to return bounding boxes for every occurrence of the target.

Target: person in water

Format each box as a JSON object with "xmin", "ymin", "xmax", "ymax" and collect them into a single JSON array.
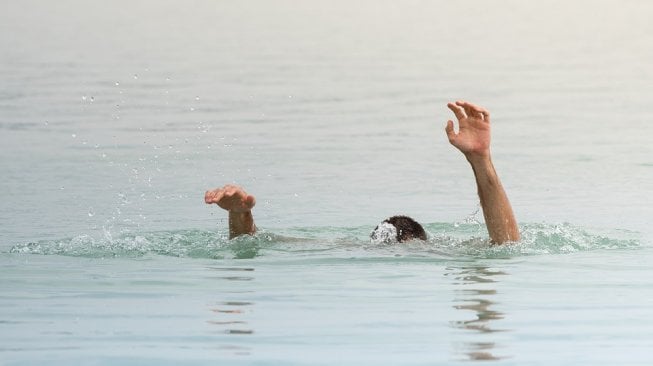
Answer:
[{"xmin": 204, "ymin": 101, "xmax": 520, "ymax": 244}]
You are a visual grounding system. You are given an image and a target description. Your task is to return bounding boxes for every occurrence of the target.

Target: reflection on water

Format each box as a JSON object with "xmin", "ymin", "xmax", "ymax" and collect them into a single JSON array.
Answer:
[
  {"xmin": 207, "ymin": 266, "xmax": 255, "ymax": 356},
  {"xmin": 447, "ymin": 266, "xmax": 510, "ymax": 361}
]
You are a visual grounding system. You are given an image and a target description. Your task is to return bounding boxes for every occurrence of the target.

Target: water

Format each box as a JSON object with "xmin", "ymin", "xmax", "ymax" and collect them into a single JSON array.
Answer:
[{"xmin": 1, "ymin": 0, "xmax": 653, "ymax": 364}]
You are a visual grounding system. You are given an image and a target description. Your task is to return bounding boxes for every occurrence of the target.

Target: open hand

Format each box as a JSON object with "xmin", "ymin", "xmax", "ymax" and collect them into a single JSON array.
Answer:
[
  {"xmin": 445, "ymin": 100, "xmax": 491, "ymax": 158},
  {"xmin": 204, "ymin": 185, "xmax": 256, "ymax": 213}
]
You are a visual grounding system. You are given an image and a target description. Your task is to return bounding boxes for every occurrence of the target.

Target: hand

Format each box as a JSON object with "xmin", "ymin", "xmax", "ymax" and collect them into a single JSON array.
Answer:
[
  {"xmin": 445, "ymin": 100, "xmax": 491, "ymax": 158},
  {"xmin": 204, "ymin": 185, "xmax": 256, "ymax": 213}
]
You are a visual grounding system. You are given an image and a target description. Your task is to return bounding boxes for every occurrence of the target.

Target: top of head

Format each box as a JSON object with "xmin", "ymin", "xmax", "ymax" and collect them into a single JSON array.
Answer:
[{"xmin": 370, "ymin": 215, "xmax": 427, "ymax": 244}]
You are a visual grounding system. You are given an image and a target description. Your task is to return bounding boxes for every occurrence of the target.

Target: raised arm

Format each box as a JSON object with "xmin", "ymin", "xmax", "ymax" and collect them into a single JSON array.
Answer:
[
  {"xmin": 204, "ymin": 184, "xmax": 257, "ymax": 239},
  {"xmin": 445, "ymin": 100, "xmax": 520, "ymax": 244}
]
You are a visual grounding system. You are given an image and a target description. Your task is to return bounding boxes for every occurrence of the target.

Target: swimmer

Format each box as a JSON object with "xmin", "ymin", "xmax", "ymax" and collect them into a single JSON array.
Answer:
[{"xmin": 205, "ymin": 100, "xmax": 520, "ymax": 244}]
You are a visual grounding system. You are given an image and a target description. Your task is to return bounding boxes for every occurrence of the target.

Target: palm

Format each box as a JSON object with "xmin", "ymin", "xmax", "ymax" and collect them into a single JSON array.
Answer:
[
  {"xmin": 452, "ymin": 117, "xmax": 490, "ymax": 154},
  {"xmin": 446, "ymin": 101, "xmax": 491, "ymax": 157}
]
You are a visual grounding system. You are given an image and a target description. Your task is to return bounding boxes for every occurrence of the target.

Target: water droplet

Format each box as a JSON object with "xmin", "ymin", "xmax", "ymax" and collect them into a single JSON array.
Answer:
[
  {"xmin": 71, "ymin": 134, "xmax": 77, "ymax": 138},
  {"xmin": 115, "ymin": 82, "xmax": 120, "ymax": 86},
  {"xmin": 288, "ymin": 95, "xmax": 293, "ymax": 99},
  {"xmin": 90, "ymin": 96, "xmax": 95, "ymax": 102},
  {"xmin": 133, "ymin": 74, "xmax": 138, "ymax": 79},
  {"xmin": 118, "ymin": 193, "xmax": 129, "ymax": 204},
  {"xmin": 88, "ymin": 207, "xmax": 95, "ymax": 217},
  {"xmin": 190, "ymin": 107, "xmax": 195, "ymax": 111},
  {"xmin": 44, "ymin": 121, "xmax": 49, "ymax": 126},
  {"xmin": 195, "ymin": 96, "xmax": 200, "ymax": 101},
  {"xmin": 82, "ymin": 96, "xmax": 87, "ymax": 101},
  {"xmin": 165, "ymin": 77, "xmax": 171, "ymax": 82}
]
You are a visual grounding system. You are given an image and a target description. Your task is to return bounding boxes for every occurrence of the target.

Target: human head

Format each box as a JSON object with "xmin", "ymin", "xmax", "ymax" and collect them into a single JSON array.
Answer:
[{"xmin": 370, "ymin": 215, "xmax": 427, "ymax": 244}]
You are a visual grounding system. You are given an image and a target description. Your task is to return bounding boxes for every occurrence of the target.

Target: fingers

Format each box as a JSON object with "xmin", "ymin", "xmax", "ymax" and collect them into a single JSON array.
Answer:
[
  {"xmin": 455, "ymin": 100, "xmax": 475, "ymax": 119},
  {"xmin": 447, "ymin": 102, "xmax": 466, "ymax": 121},
  {"xmin": 455, "ymin": 100, "xmax": 490, "ymax": 121},
  {"xmin": 205, "ymin": 190, "xmax": 214, "ymax": 203},
  {"xmin": 205, "ymin": 184, "xmax": 254, "ymax": 212},
  {"xmin": 205, "ymin": 188, "xmax": 225, "ymax": 204},
  {"xmin": 204, "ymin": 185, "xmax": 233, "ymax": 204}
]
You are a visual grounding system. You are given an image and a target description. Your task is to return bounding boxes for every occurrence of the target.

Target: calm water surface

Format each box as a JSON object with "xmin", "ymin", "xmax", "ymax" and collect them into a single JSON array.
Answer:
[{"xmin": 1, "ymin": 0, "xmax": 653, "ymax": 364}]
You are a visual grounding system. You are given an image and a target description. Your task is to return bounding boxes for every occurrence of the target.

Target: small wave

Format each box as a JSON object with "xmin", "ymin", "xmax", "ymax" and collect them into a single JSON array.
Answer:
[
  {"xmin": 423, "ymin": 222, "xmax": 641, "ymax": 258},
  {"xmin": 8, "ymin": 230, "xmax": 286, "ymax": 259},
  {"xmin": 8, "ymin": 223, "xmax": 641, "ymax": 260}
]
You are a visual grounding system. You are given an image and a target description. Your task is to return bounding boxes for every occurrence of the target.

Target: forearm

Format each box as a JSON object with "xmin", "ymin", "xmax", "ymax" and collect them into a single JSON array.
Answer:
[
  {"xmin": 228, "ymin": 211, "xmax": 256, "ymax": 239},
  {"xmin": 467, "ymin": 154, "xmax": 520, "ymax": 244}
]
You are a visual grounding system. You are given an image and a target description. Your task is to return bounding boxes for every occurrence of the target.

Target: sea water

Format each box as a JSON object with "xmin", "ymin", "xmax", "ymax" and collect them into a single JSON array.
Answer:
[{"xmin": 1, "ymin": 0, "xmax": 653, "ymax": 364}]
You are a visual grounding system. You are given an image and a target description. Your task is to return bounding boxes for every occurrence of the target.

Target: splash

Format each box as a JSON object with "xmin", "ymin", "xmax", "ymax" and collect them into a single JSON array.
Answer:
[
  {"xmin": 8, "ymin": 223, "xmax": 641, "ymax": 260},
  {"xmin": 424, "ymin": 222, "xmax": 641, "ymax": 258},
  {"xmin": 8, "ymin": 230, "xmax": 282, "ymax": 259}
]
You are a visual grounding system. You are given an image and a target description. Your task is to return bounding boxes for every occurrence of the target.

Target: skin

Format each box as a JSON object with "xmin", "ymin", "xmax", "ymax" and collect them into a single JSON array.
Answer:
[
  {"xmin": 445, "ymin": 100, "xmax": 520, "ymax": 244},
  {"xmin": 206, "ymin": 100, "xmax": 519, "ymax": 244},
  {"xmin": 204, "ymin": 185, "xmax": 256, "ymax": 239}
]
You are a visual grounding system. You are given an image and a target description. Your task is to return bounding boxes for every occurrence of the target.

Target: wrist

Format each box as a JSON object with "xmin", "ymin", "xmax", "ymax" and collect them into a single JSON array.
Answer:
[{"xmin": 465, "ymin": 151, "xmax": 491, "ymax": 166}]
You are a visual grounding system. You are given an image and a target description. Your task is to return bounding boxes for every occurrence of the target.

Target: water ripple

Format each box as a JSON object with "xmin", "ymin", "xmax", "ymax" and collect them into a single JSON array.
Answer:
[{"xmin": 7, "ymin": 223, "xmax": 641, "ymax": 260}]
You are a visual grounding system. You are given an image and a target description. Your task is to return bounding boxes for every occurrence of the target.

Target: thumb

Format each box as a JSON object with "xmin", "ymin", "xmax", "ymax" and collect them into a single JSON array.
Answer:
[
  {"xmin": 445, "ymin": 120, "xmax": 456, "ymax": 142},
  {"xmin": 244, "ymin": 195, "xmax": 256, "ymax": 209}
]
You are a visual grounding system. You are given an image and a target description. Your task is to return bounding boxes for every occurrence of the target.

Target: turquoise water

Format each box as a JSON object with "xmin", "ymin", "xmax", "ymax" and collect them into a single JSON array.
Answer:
[
  {"xmin": 2, "ymin": 226, "xmax": 650, "ymax": 365},
  {"xmin": 2, "ymin": 0, "xmax": 653, "ymax": 364},
  {"xmin": 7, "ymin": 223, "xmax": 641, "ymax": 259}
]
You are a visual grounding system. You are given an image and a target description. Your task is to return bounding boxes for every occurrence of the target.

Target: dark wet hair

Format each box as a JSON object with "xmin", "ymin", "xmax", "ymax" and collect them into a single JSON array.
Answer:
[{"xmin": 382, "ymin": 215, "xmax": 427, "ymax": 242}]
